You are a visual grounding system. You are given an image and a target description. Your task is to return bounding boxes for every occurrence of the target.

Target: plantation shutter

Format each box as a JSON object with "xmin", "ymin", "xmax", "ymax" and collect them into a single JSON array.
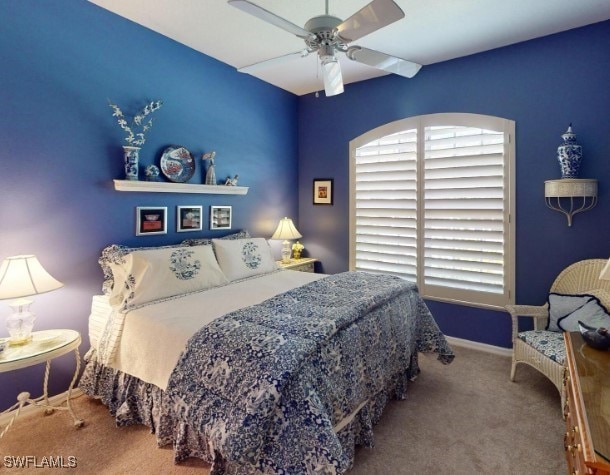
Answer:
[
  {"xmin": 353, "ymin": 129, "xmax": 418, "ymax": 281},
  {"xmin": 421, "ymin": 124, "xmax": 508, "ymax": 306},
  {"xmin": 350, "ymin": 113, "xmax": 514, "ymax": 309}
]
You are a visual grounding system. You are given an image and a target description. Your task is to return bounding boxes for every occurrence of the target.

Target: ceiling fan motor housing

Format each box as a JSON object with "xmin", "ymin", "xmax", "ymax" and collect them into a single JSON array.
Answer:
[
  {"xmin": 304, "ymin": 15, "xmax": 345, "ymax": 56},
  {"xmin": 304, "ymin": 15, "xmax": 342, "ymax": 34}
]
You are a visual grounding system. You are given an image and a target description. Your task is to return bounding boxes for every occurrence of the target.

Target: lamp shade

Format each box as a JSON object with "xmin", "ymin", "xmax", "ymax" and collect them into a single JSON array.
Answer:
[
  {"xmin": 271, "ymin": 217, "xmax": 302, "ymax": 241},
  {"xmin": 600, "ymin": 258, "xmax": 610, "ymax": 281},
  {"xmin": 0, "ymin": 255, "xmax": 64, "ymax": 300}
]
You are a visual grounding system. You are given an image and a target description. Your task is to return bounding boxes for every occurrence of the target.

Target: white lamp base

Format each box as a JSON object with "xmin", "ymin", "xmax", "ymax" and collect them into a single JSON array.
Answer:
[
  {"xmin": 281, "ymin": 240, "xmax": 292, "ymax": 264},
  {"xmin": 6, "ymin": 298, "xmax": 36, "ymax": 346}
]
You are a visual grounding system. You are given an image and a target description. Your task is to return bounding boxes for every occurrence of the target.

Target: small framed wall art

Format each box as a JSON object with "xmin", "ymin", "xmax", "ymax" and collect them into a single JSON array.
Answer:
[
  {"xmin": 177, "ymin": 205, "xmax": 203, "ymax": 232},
  {"xmin": 136, "ymin": 206, "xmax": 168, "ymax": 236},
  {"xmin": 313, "ymin": 178, "xmax": 333, "ymax": 205},
  {"xmin": 210, "ymin": 205, "xmax": 232, "ymax": 230}
]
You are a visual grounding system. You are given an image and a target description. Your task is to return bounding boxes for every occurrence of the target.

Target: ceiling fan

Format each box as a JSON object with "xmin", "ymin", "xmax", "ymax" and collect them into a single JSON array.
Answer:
[{"xmin": 228, "ymin": 0, "xmax": 422, "ymax": 96}]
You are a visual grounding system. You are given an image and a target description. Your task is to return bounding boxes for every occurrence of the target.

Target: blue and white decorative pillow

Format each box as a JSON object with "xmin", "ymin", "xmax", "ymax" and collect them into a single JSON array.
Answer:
[
  {"xmin": 99, "ymin": 242, "xmax": 188, "ymax": 295},
  {"xmin": 108, "ymin": 244, "xmax": 228, "ymax": 310},
  {"xmin": 99, "ymin": 231, "xmax": 250, "ymax": 295},
  {"xmin": 547, "ymin": 292, "xmax": 610, "ymax": 332},
  {"xmin": 212, "ymin": 237, "xmax": 277, "ymax": 281}
]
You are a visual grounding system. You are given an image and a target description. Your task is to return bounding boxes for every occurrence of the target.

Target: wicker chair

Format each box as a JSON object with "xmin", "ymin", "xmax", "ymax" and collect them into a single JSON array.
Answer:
[{"xmin": 505, "ymin": 259, "xmax": 610, "ymax": 410}]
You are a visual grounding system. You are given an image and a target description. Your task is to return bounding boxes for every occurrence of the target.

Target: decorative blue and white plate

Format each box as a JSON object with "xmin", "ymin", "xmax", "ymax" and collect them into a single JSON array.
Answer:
[{"xmin": 160, "ymin": 146, "xmax": 195, "ymax": 183}]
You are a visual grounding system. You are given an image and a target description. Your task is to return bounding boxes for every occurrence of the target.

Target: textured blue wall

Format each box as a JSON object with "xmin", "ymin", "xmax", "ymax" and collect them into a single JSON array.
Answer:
[
  {"xmin": 298, "ymin": 21, "xmax": 610, "ymax": 348},
  {"xmin": 0, "ymin": 1, "xmax": 298, "ymax": 411}
]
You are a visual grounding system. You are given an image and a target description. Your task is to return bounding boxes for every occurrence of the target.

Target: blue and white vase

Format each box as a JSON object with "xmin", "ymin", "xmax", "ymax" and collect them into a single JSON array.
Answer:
[
  {"xmin": 123, "ymin": 145, "xmax": 141, "ymax": 181},
  {"xmin": 557, "ymin": 124, "xmax": 582, "ymax": 179}
]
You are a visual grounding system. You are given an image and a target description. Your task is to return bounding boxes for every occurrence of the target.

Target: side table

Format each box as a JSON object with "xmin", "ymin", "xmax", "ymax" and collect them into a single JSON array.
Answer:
[
  {"xmin": 0, "ymin": 329, "xmax": 84, "ymax": 439},
  {"xmin": 276, "ymin": 257, "xmax": 318, "ymax": 273}
]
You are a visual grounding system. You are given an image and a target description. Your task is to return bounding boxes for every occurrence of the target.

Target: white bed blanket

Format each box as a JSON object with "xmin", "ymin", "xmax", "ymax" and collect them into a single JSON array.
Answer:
[{"xmin": 90, "ymin": 270, "xmax": 324, "ymax": 390}]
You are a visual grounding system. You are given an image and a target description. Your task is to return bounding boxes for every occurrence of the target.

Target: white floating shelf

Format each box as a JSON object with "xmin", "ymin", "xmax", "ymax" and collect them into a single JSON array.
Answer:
[{"xmin": 113, "ymin": 179, "xmax": 248, "ymax": 195}]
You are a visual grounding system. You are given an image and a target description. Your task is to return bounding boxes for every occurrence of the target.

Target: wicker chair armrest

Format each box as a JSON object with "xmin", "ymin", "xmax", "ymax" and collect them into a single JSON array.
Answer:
[
  {"xmin": 505, "ymin": 304, "xmax": 549, "ymax": 339},
  {"xmin": 505, "ymin": 304, "xmax": 548, "ymax": 318}
]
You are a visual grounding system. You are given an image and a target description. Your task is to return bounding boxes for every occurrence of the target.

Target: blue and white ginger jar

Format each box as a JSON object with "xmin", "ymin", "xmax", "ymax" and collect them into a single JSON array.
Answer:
[{"xmin": 557, "ymin": 124, "xmax": 582, "ymax": 179}]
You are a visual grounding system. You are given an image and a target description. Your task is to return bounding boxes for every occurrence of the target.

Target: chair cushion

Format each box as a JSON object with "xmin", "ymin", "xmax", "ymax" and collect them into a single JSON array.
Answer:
[{"xmin": 518, "ymin": 330, "xmax": 566, "ymax": 365}]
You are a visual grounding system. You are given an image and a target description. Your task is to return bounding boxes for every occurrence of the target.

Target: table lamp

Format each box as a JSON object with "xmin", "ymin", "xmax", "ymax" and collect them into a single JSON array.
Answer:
[
  {"xmin": 0, "ymin": 255, "xmax": 64, "ymax": 345},
  {"xmin": 271, "ymin": 217, "xmax": 302, "ymax": 264}
]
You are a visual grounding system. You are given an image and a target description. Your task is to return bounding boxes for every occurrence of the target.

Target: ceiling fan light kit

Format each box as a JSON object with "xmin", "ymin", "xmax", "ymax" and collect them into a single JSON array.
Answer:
[
  {"xmin": 229, "ymin": 0, "xmax": 422, "ymax": 96},
  {"xmin": 321, "ymin": 55, "xmax": 344, "ymax": 96}
]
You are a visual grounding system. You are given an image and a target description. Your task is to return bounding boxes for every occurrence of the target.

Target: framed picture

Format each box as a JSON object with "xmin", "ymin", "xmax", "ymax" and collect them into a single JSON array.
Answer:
[
  {"xmin": 210, "ymin": 205, "xmax": 232, "ymax": 230},
  {"xmin": 177, "ymin": 206, "xmax": 203, "ymax": 232},
  {"xmin": 136, "ymin": 206, "xmax": 167, "ymax": 236},
  {"xmin": 313, "ymin": 178, "xmax": 334, "ymax": 205}
]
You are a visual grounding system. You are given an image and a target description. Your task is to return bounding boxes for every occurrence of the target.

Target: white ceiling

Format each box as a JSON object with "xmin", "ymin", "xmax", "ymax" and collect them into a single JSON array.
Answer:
[{"xmin": 90, "ymin": 0, "xmax": 610, "ymax": 96}]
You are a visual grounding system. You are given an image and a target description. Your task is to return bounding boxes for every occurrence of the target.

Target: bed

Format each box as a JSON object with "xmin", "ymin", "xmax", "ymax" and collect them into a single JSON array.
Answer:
[{"xmin": 79, "ymin": 232, "xmax": 454, "ymax": 474}]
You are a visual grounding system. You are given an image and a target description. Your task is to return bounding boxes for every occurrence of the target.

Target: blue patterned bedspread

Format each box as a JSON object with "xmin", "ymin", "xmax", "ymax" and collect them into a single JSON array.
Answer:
[{"xmin": 165, "ymin": 271, "xmax": 453, "ymax": 474}]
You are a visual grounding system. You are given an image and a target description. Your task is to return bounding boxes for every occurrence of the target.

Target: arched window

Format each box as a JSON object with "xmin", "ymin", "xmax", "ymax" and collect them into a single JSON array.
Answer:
[{"xmin": 349, "ymin": 113, "xmax": 515, "ymax": 309}]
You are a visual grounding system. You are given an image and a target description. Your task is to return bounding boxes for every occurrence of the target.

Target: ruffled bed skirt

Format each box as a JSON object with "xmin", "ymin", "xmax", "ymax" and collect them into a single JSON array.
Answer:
[{"xmin": 79, "ymin": 348, "xmax": 421, "ymax": 474}]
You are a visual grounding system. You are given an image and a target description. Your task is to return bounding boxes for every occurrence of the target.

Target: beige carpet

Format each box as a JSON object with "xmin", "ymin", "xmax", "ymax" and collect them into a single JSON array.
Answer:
[{"xmin": 1, "ymin": 346, "xmax": 566, "ymax": 474}]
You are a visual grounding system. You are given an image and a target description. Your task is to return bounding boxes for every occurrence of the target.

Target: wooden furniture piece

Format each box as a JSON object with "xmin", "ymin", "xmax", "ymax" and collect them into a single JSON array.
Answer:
[
  {"xmin": 0, "ymin": 329, "xmax": 84, "ymax": 439},
  {"xmin": 276, "ymin": 257, "xmax": 318, "ymax": 273},
  {"xmin": 505, "ymin": 259, "xmax": 610, "ymax": 410},
  {"xmin": 563, "ymin": 331, "xmax": 610, "ymax": 475}
]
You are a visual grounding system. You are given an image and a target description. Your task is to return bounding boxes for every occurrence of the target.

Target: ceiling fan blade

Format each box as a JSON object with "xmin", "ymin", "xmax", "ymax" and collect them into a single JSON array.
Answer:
[
  {"xmin": 228, "ymin": 0, "xmax": 313, "ymax": 39},
  {"xmin": 336, "ymin": 0, "xmax": 405, "ymax": 42},
  {"xmin": 238, "ymin": 50, "xmax": 311, "ymax": 74},
  {"xmin": 347, "ymin": 46, "xmax": 422, "ymax": 78},
  {"xmin": 321, "ymin": 57, "xmax": 344, "ymax": 96}
]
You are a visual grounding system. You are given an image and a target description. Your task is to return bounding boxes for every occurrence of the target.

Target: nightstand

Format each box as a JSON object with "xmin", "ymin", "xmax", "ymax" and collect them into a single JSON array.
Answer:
[
  {"xmin": 276, "ymin": 257, "xmax": 318, "ymax": 273},
  {"xmin": 0, "ymin": 329, "xmax": 84, "ymax": 439}
]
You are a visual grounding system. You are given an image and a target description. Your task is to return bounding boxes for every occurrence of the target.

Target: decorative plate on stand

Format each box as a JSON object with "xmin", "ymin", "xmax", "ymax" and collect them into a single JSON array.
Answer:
[{"xmin": 160, "ymin": 146, "xmax": 195, "ymax": 183}]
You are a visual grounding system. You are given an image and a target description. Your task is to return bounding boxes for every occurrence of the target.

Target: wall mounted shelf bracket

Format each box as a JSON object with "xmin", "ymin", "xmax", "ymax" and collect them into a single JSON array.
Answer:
[{"xmin": 544, "ymin": 178, "xmax": 597, "ymax": 226}]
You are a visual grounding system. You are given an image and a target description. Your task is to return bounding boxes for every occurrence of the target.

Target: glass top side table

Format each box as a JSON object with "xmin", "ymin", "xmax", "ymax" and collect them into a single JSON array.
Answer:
[{"xmin": 0, "ymin": 329, "xmax": 84, "ymax": 439}]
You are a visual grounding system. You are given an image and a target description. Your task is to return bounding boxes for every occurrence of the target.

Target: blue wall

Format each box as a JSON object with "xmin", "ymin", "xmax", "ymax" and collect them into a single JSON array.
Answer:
[
  {"xmin": 0, "ymin": 1, "xmax": 298, "ymax": 411},
  {"xmin": 298, "ymin": 20, "xmax": 610, "ymax": 348}
]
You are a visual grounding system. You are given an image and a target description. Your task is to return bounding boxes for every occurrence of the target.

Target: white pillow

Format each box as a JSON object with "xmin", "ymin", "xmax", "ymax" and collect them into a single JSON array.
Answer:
[
  {"xmin": 212, "ymin": 238, "xmax": 277, "ymax": 281},
  {"xmin": 546, "ymin": 293, "xmax": 594, "ymax": 332},
  {"xmin": 109, "ymin": 244, "xmax": 228, "ymax": 310},
  {"xmin": 557, "ymin": 298, "xmax": 610, "ymax": 332}
]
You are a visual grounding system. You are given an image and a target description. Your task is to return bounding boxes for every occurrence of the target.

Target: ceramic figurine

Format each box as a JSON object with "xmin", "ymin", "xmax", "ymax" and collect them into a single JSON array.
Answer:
[
  {"xmin": 224, "ymin": 174, "xmax": 239, "ymax": 186},
  {"xmin": 144, "ymin": 164, "xmax": 160, "ymax": 181},
  {"xmin": 203, "ymin": 151, "xmax": 217, "ymax": 185},
  {"xmin": 557, "ymin": 124, "xmax": 583, "ymax": 179},
  {"xmin": 578, "ymin": 320, "xmax": 610, "ymax": 350}
]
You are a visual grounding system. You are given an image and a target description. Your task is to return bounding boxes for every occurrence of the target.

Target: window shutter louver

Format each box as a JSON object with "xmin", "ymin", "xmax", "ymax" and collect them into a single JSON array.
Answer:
[
  {"xmin": 350, "ymin": 114, "xmax": 514, "ymax": 309},
  {"xmin": 354, "ymin": 129, "xmax": 418, "ymax": 281},
  {"xmin": 422, "ymin": 126, "xmax": 507, "ymax": 304}
]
